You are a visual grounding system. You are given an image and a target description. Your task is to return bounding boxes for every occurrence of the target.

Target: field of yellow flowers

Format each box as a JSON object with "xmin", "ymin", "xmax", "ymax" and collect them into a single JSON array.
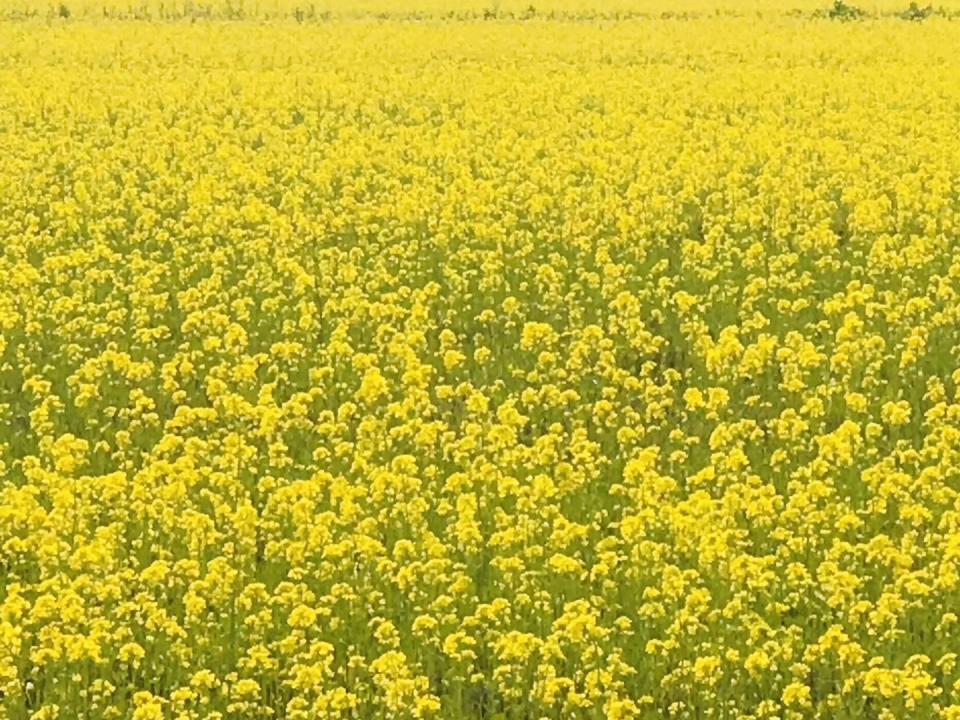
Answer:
[{"xmin": 2, "ymin": 3, "xmax": 960, "ymax": 720}]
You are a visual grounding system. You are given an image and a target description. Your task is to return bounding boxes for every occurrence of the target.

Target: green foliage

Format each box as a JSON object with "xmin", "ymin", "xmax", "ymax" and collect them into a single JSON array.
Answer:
[
  {"xmin": 827, "ymin": 0, "xmax": 865, "ymax": 20},
  {"xmin": 899, "ymin": 1, "xmax": 934, "ymax": 19}
]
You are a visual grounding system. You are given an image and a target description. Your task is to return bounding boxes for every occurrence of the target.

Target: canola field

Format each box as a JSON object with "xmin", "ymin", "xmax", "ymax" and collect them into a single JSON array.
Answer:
[{"xmin": 2, "ymin": 5, "xmax": 960, "ymax": 720}]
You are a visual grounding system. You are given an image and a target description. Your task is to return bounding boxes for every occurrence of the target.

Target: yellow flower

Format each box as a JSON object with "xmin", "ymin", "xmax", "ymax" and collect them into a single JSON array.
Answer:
[
  {"xmin": 781, "ymin": 682, "xmax": 812, "ymax": 708},
  {"xmin": 880, "ymin": 400, "xmax": 911, "ymax": 426},
  {"xmin": 288, "ymin": 605, "xmax": 318, "ymax": 629},
  {"xmin": 118, "ymin": 642, "xmax": 146, "ymax": 665}
]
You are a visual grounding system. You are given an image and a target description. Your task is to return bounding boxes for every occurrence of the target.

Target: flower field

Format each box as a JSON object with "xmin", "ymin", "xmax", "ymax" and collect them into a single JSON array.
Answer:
[{"xmin": 1, "ymin": 4, "xmax": 960, "ymax": 720}]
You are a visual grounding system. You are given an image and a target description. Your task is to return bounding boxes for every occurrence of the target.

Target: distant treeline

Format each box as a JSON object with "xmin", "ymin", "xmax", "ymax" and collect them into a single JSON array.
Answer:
[{"xmin": 1, "ymin": 0, "xmax": 958, "ymax": 21}]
